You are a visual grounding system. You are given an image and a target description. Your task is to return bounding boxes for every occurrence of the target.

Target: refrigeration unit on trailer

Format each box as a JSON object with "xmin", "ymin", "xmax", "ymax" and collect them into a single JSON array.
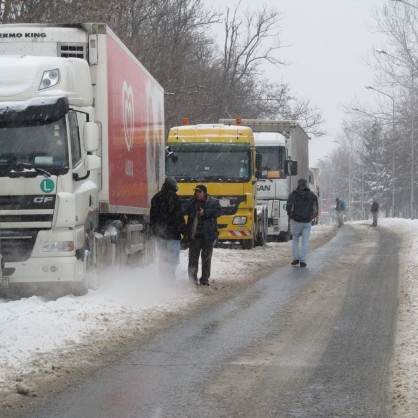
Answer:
[{"xmin": 0, "ymin": 23, "xmax": 165, "ymax": 295}]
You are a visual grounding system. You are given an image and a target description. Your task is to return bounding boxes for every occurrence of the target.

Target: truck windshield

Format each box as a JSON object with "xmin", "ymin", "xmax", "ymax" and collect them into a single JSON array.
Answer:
[
  {"xmin": 166, "ymin": 144, "xmax": 252, "ymax": 182},
  {"xmin": 256, "ymin": 146, "xmax": 286, "ymax": 179},
  {"xmin": 0, "ymin": 116, "xmax": 69, "ymax": 176}
]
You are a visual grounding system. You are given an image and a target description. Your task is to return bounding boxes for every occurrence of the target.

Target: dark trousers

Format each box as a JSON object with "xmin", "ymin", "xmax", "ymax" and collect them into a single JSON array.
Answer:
[
  {"xmin": 188, "ymin": 237, "xmax": 214, "ymax": 280},
  {"xmin": 372, "ymin": 212, "xmax": 378, "ymax": 226}
]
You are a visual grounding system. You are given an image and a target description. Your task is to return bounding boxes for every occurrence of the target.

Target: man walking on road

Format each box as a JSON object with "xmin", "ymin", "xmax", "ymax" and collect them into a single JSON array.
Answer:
[
  {"xmin": 335, "ymin": 198, "xmax": 346, "ymax": 227},
  {"xmin": 287, "ymin": 178, "xmax": 318, "ymax": 268},
  {"xmin": 370, "ymin": 200, "xmax": 379, "ymax": 227}
]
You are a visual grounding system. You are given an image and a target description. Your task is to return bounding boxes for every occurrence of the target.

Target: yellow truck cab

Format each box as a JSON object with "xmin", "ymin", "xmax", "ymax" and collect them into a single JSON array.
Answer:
[{"xmin": 166, "ymin": 121, "xmax": 267, "ymax": 249}]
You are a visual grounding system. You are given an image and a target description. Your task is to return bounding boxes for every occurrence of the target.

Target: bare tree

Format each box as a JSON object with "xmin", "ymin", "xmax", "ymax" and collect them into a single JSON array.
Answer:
[
  {"xmin": 0, "ymin": 0, "xmax": 324, "ymax": 138},
  {"xmin": 213, "ymin": 4, "xmax": 283, "ymax": 119},
  {"xmin": 0, "ymin": 0, "xmax": 120, "ymax": 23},
  {"xmin": 366, "ymin": 1, "xmax": 418, "ymax": 217}
]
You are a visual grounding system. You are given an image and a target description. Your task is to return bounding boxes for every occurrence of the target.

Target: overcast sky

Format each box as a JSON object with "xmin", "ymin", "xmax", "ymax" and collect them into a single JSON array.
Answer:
[{"xmin": 211, "ymin": 0, "xmax": 384, "ymax": 167}]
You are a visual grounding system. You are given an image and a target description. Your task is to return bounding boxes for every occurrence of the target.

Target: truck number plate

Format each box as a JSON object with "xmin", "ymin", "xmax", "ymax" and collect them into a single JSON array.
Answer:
[{"xmin": 0, "ymin": 276, "xmax": 9, "ymax": 288}]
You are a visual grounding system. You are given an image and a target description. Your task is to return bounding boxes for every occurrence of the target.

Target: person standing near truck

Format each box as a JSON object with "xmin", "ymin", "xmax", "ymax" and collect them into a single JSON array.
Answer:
[
  {"xmin": 183, "ymin": 184, "xmax": 221, "ymax": 285},
  {"xmin": 150, "ymin": 177, "xmax": 185, "ymax": 279},
  {"xmin": 370, "ymin": 200, "xmax": 379, "ymax": 227},
  {"xmin": 335, "ymin": 198, "xmax": 346, "ymax": 227},
  {"xmin": 286, "ymin": 178, "xmax": 318, "ymax": 268}
]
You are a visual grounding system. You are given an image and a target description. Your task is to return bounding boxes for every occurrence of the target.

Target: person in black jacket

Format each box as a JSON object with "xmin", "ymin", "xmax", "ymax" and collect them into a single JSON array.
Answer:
[
  {"xmin": 183, "ymin": 184, "xmax": 221, "ymax": 285},
  {"xmin": 286, "ymin": 178, "xmax": 318, "ymax": 268},
  {"xmin": 150, "ymin": 176, "xmax": 185, "ymax": 279},
  {"xmin": 370, "ymin": 199, "xmax": 379, "ymax": 227}
]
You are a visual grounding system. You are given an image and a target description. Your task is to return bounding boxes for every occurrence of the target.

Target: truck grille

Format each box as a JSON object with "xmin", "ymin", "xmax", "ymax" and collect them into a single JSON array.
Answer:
[
  {"xmin": 0, "ymin": 195, "xmax": 55, "ymax": 227},
  {"xmin": 179, "ymin": 195, "xmax": 245, "ymax": 216},
  {"xmin": 0, "ymin": 229, "xmax": 40, "ymax": 262},
  {"xmin": 0, "ymin": 195, "xmax": 55, "ymax": 260},
  {"xmin": 0, "ymin": 195, "xmax": 55, "ymax": 210}
]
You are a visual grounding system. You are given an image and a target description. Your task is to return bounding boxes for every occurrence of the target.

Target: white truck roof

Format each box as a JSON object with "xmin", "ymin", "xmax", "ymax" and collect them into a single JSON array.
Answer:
[
  {"xmin": 0, "ymin": 55, "xmax": 92, "ymax": 105},
  {"xmin": 253, "ymin": 132, "xmax": 286, "ymax": 146}
]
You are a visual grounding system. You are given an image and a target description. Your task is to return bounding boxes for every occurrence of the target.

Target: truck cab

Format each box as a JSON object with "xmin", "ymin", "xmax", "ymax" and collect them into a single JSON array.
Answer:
[
  {"xmin": 0, "ymin": 54, "xmax": 100, "ymax": 292},
  {"xmin": 166, "ymin": 122, "xmax": 267, "ymax": 249}
]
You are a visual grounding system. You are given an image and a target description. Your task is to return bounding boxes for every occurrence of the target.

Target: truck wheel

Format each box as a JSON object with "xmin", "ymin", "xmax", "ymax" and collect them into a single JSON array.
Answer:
[
  {"xmin": 114, "ymin": 232, "xmax": 127, "ymax": 266},
  {"xmin": 74, "ymin": 230, "xmax": 97, "ymax": 295},
  {"xmin": 278, "ymin": 232, "xmax": 290, "ymax": 242},
  {"xmin": 241, "ymin": 238, "xmax": 255, "ymax": 250},
  {"xmin": 256, "ymin": 222, "xmax": 268, "ymax": 246},
  {"xmin": 255, "ymin": 231, "xmax": 265, "ymax": 246}
]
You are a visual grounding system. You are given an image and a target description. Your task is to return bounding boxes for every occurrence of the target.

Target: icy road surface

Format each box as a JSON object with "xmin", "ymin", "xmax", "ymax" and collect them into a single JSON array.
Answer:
[{"xmin": 1, "ymin": 220, "xmax": 418, "ymax": 416}]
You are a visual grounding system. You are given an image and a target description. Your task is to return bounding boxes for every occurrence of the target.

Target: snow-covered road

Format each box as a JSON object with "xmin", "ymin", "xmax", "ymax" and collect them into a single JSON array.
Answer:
[{"xmin": 0, "ymin": 219, "xmax": 417, "ymax": 415}]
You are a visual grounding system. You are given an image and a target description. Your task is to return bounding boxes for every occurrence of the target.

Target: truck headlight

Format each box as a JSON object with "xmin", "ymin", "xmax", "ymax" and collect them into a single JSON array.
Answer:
[
  {"xmin": 39, "ymin": 69, "xmax": 60, "ymax": 90},
  {"xmin": 42, "ymin": 241, "xmax": 74, "ymax": 252},
  {"xmin": 233, "ymin": 216, "xmax": 247, "ymax": 225}
]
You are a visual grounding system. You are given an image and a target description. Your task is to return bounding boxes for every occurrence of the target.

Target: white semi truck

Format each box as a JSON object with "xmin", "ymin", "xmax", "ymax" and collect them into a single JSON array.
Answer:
[
  {"xmin": 0, "ymin": 23, "xmax": 165, "ymax": 295},
  {"xmin": 220, "ymin": 119, "xmax": 309, "ymax": 241}
]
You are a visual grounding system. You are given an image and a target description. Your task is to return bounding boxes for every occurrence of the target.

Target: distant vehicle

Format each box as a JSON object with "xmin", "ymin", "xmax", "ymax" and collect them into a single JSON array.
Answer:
[{"xmin": 0, "ymin": 23, "xmax": 165, "ymax": 295}]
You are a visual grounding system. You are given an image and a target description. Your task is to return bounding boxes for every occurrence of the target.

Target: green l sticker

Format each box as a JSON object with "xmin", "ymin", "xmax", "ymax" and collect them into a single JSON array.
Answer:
[{"xmin": 40, "ymin": 178, "xmax": 55, "ymax": 193}]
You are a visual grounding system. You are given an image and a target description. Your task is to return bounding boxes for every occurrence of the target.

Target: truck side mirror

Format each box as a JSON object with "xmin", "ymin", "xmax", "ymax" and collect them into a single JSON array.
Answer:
[
  {"xmin": 165, "ymin": 146, "xmax": 178, "ymax": 162},
  {"xmin": 84, "ymin": 155, "xmax": 101, "ymax": 171},
  {"xmin": 73, "ymin": 155, "xmax": 101, "ymax": 181},
  {"xmin": 84, "ymin": 122, "xmax": 99, "ymax": 152},
  {"xmin": 286, "ymin": 160, "xmax": 298, "ymax": 176},
  {"xmin": 256, "ymin": 154, "xmax": 262, "ymax": 170}
]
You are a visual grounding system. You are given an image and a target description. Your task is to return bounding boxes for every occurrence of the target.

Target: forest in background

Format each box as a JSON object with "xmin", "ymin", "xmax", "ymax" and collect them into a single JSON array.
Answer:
[{"xmin": 0, "ymin": 0, "xmax": 323, "ymax": 135}]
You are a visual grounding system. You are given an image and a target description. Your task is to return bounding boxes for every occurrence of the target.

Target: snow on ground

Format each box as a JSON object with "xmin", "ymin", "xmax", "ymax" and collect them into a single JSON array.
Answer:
[{"xmin": 0, "ymin": 219, "xmax": 417, "ymax": 412}]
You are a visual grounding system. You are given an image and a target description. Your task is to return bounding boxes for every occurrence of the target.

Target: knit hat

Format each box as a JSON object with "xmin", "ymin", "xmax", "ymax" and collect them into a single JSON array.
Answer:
[
  {"xmin": 194, "ymin": 184, "xmax": 207, "ymax": 194},
  {"xmin": 163, "ymin": 176, "xmax": 179, "ymax": 191}
]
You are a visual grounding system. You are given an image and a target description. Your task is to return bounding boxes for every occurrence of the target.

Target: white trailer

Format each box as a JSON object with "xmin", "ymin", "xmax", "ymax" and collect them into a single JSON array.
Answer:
[{"xmin": 220, "ymin": 119, "xmax": 309, "ymax": 241}]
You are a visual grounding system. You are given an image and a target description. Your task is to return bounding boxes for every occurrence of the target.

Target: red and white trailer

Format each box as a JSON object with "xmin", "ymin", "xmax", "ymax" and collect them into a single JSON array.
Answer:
[{"xmin": 0, "ymin": 23, "xmax": 165, "ymax": 295}]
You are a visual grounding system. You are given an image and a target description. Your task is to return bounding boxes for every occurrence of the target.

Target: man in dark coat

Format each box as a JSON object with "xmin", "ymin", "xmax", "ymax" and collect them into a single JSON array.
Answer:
[
  {"xmin": 183, "ymin": 184, "xmax": 221, "ymax": 285},
  {"xmin": 286, "ymin": 178, "xmax": 318, "ymax": 268},
  {"xmin": 150, "ymin": 176, "xmax": 185, "ymax": 279},
  {"xmin": 370, "ymin": 199, "xmax": 379, "ymax": 227}
]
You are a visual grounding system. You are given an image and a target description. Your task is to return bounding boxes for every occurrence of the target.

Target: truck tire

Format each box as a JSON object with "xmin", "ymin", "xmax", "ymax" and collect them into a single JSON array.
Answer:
[
  {"xmin": 255, "ymin": 229, "xmax": 266, "ymax": 246},
  {"xmin": 73, "ymin": 229, "xmax": 97, "ymax": 296},
  {"xmin": 278, "ymin": 231, "xmax": 290, "ymax": 242},
  {"xmin": 241, "ymin": 238, "xmax": 255, "ymax": 250},
  {"xmin": 114, "ymin": 232, "xmax": 127, "ymax": 266}
]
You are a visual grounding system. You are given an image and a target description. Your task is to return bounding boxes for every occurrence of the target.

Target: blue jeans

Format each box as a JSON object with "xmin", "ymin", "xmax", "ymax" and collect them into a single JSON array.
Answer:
[
  {"xmin": 156, "ymin": 238, "xmax": 180, "ymax": 278},
  {"xmin": 291, "ymin": 220, "xmax": 312, "ymax": 263}
]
